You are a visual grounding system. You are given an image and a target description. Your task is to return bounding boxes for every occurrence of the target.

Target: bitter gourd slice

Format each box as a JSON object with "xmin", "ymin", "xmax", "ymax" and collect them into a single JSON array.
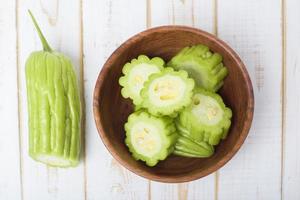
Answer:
[
  {"xmin": 168, "ymin": 45, "xmax": 228, "ymax": 92},
  {"xmin": 174, "ymin": 134, "xmax": 214, "ymax": 158},
  {"xmin": 176, "ymin": 112, "xmax": 207, "ymax": 142},
  {"xmin": 174, "ymin": 120, "xmax": 214, "ymax": 158},
  {"xmin": 133, "ymin": 104, "xmax": 142, "ymax": 111},
  {"xmin": 175, "ymin": 119, "xmax": 190, "ymax": 137},
  {"xmin": 119, "ymin": 55, "xmax": 164, "ymax": 105},
  {"xmin": 125, "ymin": 111, "xmax": 177, "ymax": 166},
  {"xmin": 179, "ymin": 88, "xmax": 232, "ymax": 145},
  {"xmin": 25, "ymin": 11, "xmax": 81, "ymax": 167},
  {"xmin": 141, "ymin": 67, "xmax": 195, "ymax": 117}
]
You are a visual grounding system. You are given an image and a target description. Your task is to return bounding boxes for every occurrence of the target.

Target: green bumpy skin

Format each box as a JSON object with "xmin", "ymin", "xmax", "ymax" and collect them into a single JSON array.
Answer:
[
  {"xmin": 168, "ymin": 45, "xmax": 228, "ymax": 92},
  {"xmin": 125, "ymin": 111, "xmax": 178, "ymax": 166},
  {"xmin": 179, "ymin": 88, "xmax": 232, "ymax": 145},
  {"xmin": 173, "ymin": 134, "xmax": 214, "ymax": 158},
  {"xmin": 141, "ymin": 67, "xmax": 195, "ymax": 117},
  {"xmin": 25, "ymin": 11, "xmax": 81, "ymax": 167},
  {"xmin": 174, "ymin": 120, "xmax": 214, "ymax": 158},
  {"xmin": 119, "ymin": 55, "xmax": 165, "ymax": 105}
]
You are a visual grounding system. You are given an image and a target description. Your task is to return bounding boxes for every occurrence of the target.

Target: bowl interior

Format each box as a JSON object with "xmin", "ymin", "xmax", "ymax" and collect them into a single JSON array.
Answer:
[{"xmin": 94, "ymin": 26, "xmax": 254, "ymax": 183}]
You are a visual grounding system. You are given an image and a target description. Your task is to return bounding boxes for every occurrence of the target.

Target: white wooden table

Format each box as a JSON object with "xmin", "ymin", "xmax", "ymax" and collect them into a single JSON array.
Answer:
[{"xmin": 0, "ymin": 0, "xmax": 298, "ymax": 199}]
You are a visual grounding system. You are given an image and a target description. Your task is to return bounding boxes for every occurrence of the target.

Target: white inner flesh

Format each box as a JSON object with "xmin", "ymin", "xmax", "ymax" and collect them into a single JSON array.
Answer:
[
  {"xmin": 191, "ymin": 94, "xmax": 224, "ymax": 125},
  {"xmin": 148, "ymin": 75, "xmax": 186, "ymax": 107},
  {"xmin": 128, "ymin": 63, "xmax": 161, "ymax": 97},
  {"xmin": 131, "ymin": 122, "xmax": 161, "ymax": 157},
  {"xmin": 35, "ymin": 154, "xmax": 71, "ymax": 167}
]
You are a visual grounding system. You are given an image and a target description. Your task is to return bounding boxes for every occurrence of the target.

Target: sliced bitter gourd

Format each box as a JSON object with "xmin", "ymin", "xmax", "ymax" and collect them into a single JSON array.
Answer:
[
  {"xmin": 141, "ymin": 67, "xmax": 195, "ymax": 117},
  {"xmin": 179, "ymin": 88, "xmax": 232, "ymax": 145},
  {"xmin": 174, "ymin": 134, "xmax": 214, "ymax": 158},
  {"xmin": 125, "ymin": 111, "xmax": 177, "ymax": 166},
  {"xmin": 174, "ymin": 120, "xmax": 214, "ymax": 158},
  {"xmin": 175, "ymin": 119, "xmax": 190, "ymax": 137},
  {"xmin": 119, "ymin": 55, "xmax": 164, "ymax": 105},
  {"xmin": 168, "ymin": 45, "xmax": 228, "ymax": 92},
  {"xmin": 133, "ymin": 104, "xmax": 142, "ymax": 111}
]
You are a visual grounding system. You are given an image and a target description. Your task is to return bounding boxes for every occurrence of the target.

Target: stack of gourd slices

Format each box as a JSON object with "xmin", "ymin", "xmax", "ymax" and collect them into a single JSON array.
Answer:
[{"xmin": 119, "ymin": 45, "xmax": 232, "ymax": 167}]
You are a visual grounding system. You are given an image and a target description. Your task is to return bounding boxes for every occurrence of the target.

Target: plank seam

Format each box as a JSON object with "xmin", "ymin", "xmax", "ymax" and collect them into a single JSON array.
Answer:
[
  {"xmin": 213, "ymin": 0, "xmax": 218, "ymax": 36},
  {"xmin": 191, "ymin": 0, "xmax": 195, "ymax": 27},
  {"xmin": 15, "ymin": 0, "xmax": 24, "ymax": 199},
  {"xmin": 178, "ymin": 183, "xmax": 188, "ymax": 200},
  {"xmin": 171, "ymin": 0, "xmax": 175, "ymax": 24},
  {"xmin": 280, "ymin": 0, "xmax": 287, "ymax": 199},
  {"xmin": 79, "ymin": 0, "xmax": 87, "ymax": 199},
  {"xmin": 146, "ymin": 0, "xmax": 152, "ymax": 28},
  {"xmin": 213, "ymin": 0, "xmax": 219, "ymax": 199},
  {"xmin": 214, "ymin": 171, "xmax": 219, "ymax": 200},
  {"xmin": 148, "ymin": 181, "xmax": 152, "ymax": 200},
  {"xmin": 146, "ymin": 1, "xmax": 152, "ymax": 199}
]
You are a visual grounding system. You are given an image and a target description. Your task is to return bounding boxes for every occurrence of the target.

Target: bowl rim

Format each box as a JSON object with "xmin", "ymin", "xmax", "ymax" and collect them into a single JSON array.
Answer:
[{"xmin": 93, "ymin": 25, "xmax": 254, "ymax": 183}]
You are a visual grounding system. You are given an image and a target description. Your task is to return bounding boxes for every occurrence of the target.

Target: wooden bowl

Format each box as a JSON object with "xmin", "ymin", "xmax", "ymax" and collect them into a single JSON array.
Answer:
[{"xmin": 93, "ymin": 26, "xmax": 254, "ymax": 183}]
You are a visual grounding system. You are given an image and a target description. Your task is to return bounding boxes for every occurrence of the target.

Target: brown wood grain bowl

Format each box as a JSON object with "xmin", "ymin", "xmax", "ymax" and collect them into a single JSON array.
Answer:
[{"xmin": 93, "ymin": 26, "xmax": 254, "ymax": 183}]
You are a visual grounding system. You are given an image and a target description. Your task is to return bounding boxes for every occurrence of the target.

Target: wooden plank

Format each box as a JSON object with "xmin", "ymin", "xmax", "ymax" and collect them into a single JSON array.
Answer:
[
  {"xmin": 150, "ymin": 0, "xmax": 215, "ymax": 30},
  {"xmin": 17, "ymin": 0, "xmax": 85, "ymax": 199},
  {"xmin": 82, "ymin": 0, "xmax": 149, "ymax": 199},
  {"xmin": 150, "ymin": 0, "xmax": 216, "ymax": 199},
  {"xmin": 217, "ymin": 0, "xmax": 282, "ymax": 199},
  {"xmin": 0, "ymin": 1, "xmax": 22, "ymax": 199},
  {"xmin": 282, "ymin": 0, "xmax": 300, "ymax": 199},
  {"xmin": 150, "ymin": 175, "xmax": 216, "ymax": 200}
]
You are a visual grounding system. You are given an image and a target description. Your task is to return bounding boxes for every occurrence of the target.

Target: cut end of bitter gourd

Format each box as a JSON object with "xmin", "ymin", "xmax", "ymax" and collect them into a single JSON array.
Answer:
[
  {"xmin": 168, "ymin": 45, "xmax": 228, "ymax": 92},
  {"xmin": 179, "ymin": 88, "xmax": 232, "ymax": 145},
  {"xmin": 32, "ymin": 154, "xmax": 78, "ymax": 167},
  {"xmin": 119, "ymin": 55, "xmax": 164, "ymax": 105},
  {"xmin": 124, "ymin": 111, "xmax": 177, "ymax": 166},
  {"xmin": 141, "ymin": 67, "xmax": 195, "ymax": 117}
]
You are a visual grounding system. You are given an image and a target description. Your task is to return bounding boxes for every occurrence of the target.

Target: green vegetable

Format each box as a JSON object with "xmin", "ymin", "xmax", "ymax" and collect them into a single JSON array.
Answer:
[
  {"xmin": 119, "ymin": 55, "xmax": 164, "ymax": 105},
  {"xmin": 175, "ymin": 119, "xmax": 190, "ymax": 137},
  {"xmin": 174, "ymin": 119, "xmax": 214, "ymax": 157},
  {"xmin": 141, "ymin": 67, "xmax": 195, "ymax": 117},
  {"xmin": 25, "ymin": 10, "xmax": 81, "ymax": 167},
  {"xmin": 125, "ymin": 111, "xmax": 177, "ymax": 166},
  {"xmin": 179, "ymin": 88, "xmax": 232, "ymax": 145},
  {"xmin": 168, "ymin": 45, "xmax": 228, "ymax": 92},
  {"xmin": 118, "ymin": 45, "xmax": 233, "ymax": 165},
  {"xmin": 133, "ymin": 104, "xmax": 142, "ymax": 111},
  {"xmin": 174, "ymin": 134, "xmax": 214, "ymax": 158}
]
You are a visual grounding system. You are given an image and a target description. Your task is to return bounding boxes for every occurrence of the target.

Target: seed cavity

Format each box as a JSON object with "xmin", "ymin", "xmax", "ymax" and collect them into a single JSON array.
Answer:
[
  {"xmin": 154, "ymin": 80, "xmax": 179, "ymax": 101},
  {"xmin": 134, "ymin": 75, "xmax": 143, "ymax": 84},
  {"xmin": 136, "ymin": 128, "xmax": 156, "ymax": 150},
  {"xmin": 207, "ymin": 105, "xmax": 218, "ymax": 120}
]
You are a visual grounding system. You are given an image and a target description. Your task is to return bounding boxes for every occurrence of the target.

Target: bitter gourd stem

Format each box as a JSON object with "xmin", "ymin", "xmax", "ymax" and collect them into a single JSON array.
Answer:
[{"xmin": 28, "ymin": 10, "xmax": 52, "ymax": 52}]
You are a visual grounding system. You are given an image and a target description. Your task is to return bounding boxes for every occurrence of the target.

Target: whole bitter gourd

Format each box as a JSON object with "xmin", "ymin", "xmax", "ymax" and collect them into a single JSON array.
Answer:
[{"xmin": 25, "ymin": 11, "xmax": 81, "ymax": 167}]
